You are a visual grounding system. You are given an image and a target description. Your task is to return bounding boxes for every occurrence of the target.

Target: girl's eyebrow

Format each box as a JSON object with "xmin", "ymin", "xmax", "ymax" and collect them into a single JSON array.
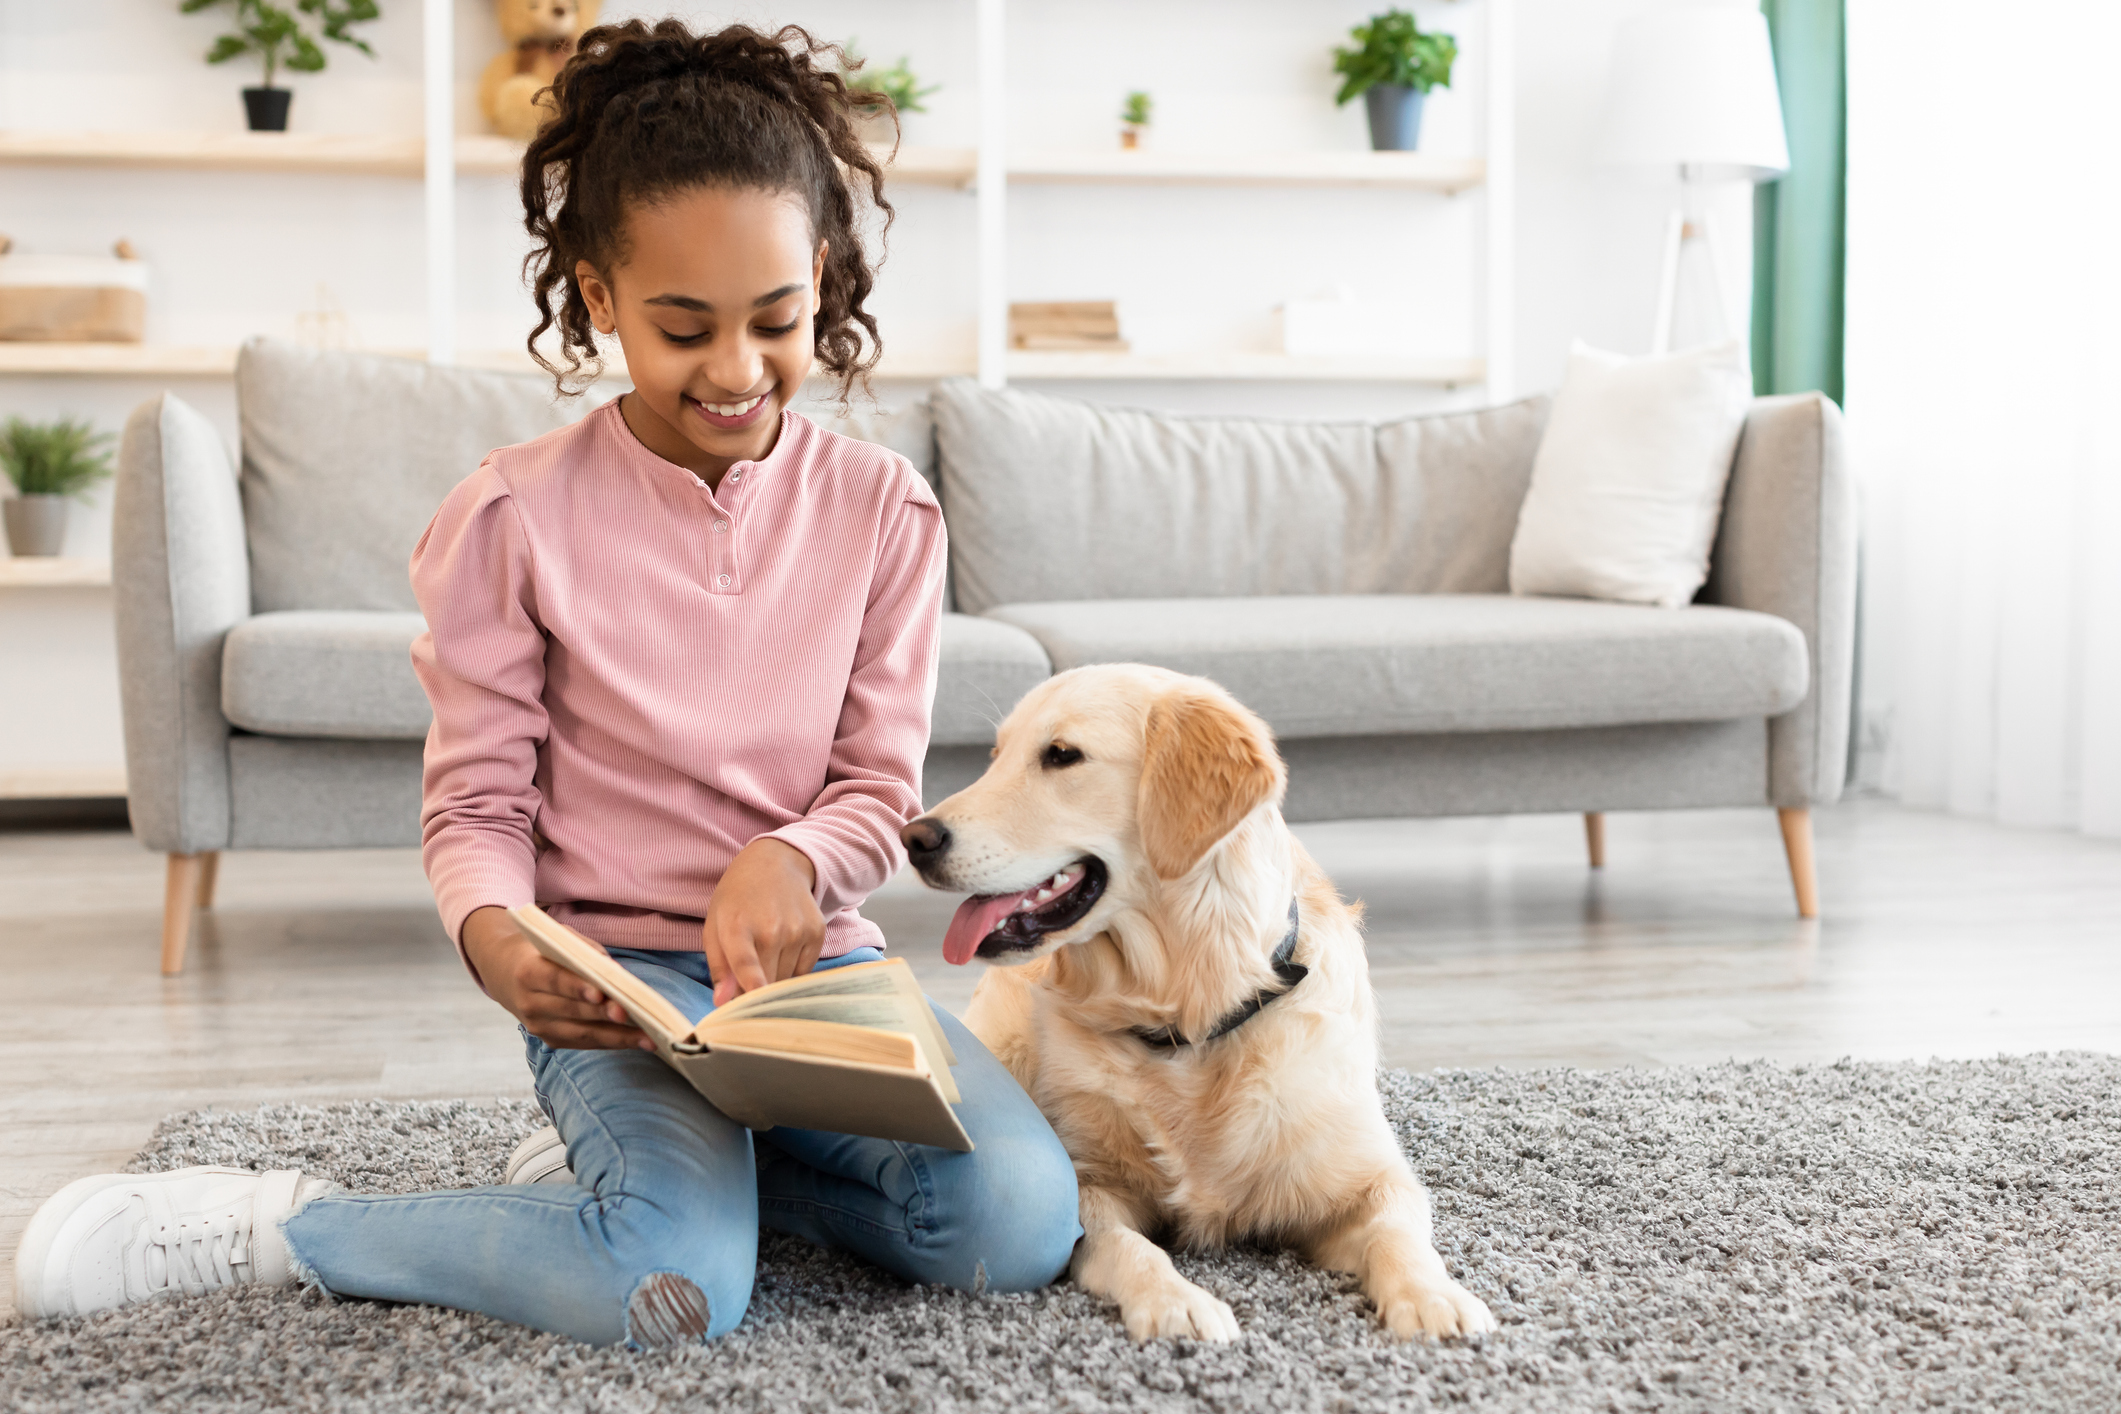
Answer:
[{"xmin": 644, "ymin": 283, "xmax": 806, "ymax": 314}]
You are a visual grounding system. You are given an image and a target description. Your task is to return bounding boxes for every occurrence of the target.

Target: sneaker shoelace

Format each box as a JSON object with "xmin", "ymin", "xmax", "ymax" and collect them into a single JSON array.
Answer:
[{"xmin": 143, "ymin": 1208, "xmax": 253, "ymax": 1296}]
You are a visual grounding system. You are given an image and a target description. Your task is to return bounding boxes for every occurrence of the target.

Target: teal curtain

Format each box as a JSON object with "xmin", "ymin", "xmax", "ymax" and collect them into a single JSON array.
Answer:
[{"xmin": 1751, "ymin": 0, "xmax": 1845, "ymax": 403}]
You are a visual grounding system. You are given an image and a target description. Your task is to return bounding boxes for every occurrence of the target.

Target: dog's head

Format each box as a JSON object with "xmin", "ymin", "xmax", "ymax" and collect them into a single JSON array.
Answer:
[{"xmin": 902, "ymin": 664, "xmax": 1286, "ymax": 966}]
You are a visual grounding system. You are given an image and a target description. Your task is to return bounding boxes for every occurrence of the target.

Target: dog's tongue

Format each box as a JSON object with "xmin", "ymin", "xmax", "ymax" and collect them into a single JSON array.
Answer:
[{"xmin": 942, "ymin": 889, "xmax": 1038, "ymax": 965}]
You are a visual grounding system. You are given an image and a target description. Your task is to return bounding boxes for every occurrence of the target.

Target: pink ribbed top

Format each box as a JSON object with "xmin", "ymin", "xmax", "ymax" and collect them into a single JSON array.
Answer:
[{"xmin": 409, "ymin": 401, "xmax": 946, "ymax": 963}]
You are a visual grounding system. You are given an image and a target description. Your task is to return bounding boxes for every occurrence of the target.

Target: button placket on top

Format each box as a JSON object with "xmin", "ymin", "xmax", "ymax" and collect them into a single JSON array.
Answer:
[{"xmin": 701, "ymin": 464, "xmax": 747, "ymax": 594}]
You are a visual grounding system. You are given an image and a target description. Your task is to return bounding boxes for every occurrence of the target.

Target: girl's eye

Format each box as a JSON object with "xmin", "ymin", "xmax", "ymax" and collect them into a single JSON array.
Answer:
[
  {"xmin": 1041, "ymin": 743, "xmax": 1084, "ymax": 770},
  {"xmin": 756, "ymin": 319, "xmax": 801, "ymax": 338},
  {"xmin": 660, "ymin": 330, "xmax": 709, "ymax": 346}
]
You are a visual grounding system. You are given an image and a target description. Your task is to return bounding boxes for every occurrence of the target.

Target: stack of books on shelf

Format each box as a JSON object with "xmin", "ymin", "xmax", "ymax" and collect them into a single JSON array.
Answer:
[{"xmin": 1009, "ymin": 301, "xmax": 1128, "ymax": 353}]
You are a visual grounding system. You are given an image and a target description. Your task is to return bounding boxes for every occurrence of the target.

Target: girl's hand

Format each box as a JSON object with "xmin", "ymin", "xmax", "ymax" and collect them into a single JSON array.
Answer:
[
  {"xmin": 461, "ymin": 905, "xmax": 653, "ymax": 1050},
  {"xmin": 703, "ymin": 838, "xmax": 825, "ymax": 1006}
]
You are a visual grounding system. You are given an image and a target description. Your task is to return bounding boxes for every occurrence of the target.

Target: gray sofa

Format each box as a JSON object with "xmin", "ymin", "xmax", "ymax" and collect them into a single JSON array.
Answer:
[{"xmin": 116, "ymin": 339, "xmax": 1853, "ymax": 974}]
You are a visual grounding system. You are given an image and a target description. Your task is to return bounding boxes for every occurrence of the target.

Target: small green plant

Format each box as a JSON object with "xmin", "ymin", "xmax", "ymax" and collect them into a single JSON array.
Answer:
[
  {"xmin": 843, "ymin": 40, "xmax": 939, "ymax": 117},
  {"xmin": 1121, "ymin": 91, "xmax": 1153, "ymax": 128},
  {"xmin": 179, "ymin": 0, "xmax": 380, "ymax": 89},
  {"xmin": 0, "ymin": 418, "xmax": 115, "ymax": 501},
  {"xmin": 1332, "ymin": 9, "xmax": 1457, "ymax": 104}
]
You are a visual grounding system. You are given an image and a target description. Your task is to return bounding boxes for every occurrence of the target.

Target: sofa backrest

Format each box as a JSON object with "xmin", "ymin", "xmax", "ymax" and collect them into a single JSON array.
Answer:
[
  {"xmin": 235, "ymin": 339, "xmax": 938, "ymax": 614},
  {"xmin": 930, "ymin": 379, "xmax": 1552, "ymax": 614},
  {"xmin": 238, "ymin": 340, "xmax": 600, "ymax": 613}
]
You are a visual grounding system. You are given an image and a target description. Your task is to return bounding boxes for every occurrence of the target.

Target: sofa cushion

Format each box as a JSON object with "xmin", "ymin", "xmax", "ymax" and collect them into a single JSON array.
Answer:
[
  {"xmin": 221, "ymin": 607, "xmax": 1046, "ymax": 749},
  {"xmin": 931, "ymin": 379, "xmax": 1550, "ymax": 615},
  {"xmin": 238, "ymin": 340, "xmax": 603, "ymax": 614},
  {"xmin": 985, "ymin": 594, "xmax": 1809, "ymax": 739},
  {"xmin": 223, "ymin": 611, "xmax": 431, "ymax": 739},
  {"xmin": 238, "ymin": 340, "xmax": 941, "ymax": 617},
  {"xmin": 931, "ymin": 613, "xmax": 1051, "ymax": 747}
]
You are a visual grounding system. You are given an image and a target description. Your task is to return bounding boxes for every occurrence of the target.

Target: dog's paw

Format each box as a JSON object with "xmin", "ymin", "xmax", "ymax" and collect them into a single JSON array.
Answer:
[
  {"xmin": 1120, "ymin": 1277, "xmax": 1242, "ymax": 1343},
  {"xmin": 1377, "ymin": 1276, "xmax": 1497, "ymax": 1342}
]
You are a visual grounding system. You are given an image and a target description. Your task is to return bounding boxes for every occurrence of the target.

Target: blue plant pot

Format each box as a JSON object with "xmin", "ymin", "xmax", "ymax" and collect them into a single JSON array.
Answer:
[{"xmin": 1363, "ymin": 83, "xmax": 1426, "ymax": 152}]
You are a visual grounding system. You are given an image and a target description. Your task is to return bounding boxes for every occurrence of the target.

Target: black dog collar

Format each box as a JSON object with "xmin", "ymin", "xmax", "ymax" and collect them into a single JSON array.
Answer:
[{"xmin": 1130, "ymin": 897, "xmax": 1306, "ymax": 1050}]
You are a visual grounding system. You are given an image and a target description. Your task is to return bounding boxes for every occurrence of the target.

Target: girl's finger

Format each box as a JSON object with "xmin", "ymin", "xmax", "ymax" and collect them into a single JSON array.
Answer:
[{"xmin": 536, "ymin": 1020, "xmax": 652, "ymax": 1051}]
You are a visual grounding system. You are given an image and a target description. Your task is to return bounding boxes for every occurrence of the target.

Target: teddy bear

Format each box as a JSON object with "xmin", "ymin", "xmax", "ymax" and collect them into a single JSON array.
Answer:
[{"xmin": 479, "ymin": 0, "xmax": 601, "ymax": 141}]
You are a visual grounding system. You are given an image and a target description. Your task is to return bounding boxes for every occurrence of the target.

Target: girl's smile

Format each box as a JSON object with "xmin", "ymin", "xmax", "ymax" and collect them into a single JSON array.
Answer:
[{"xmin": 684, "ymin": 389, "xmax": 774, "ymax": 431}]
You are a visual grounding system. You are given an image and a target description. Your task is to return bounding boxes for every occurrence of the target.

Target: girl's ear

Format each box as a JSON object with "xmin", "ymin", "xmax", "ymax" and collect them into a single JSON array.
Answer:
[
  {"xmin": 813, "ymin": 242, "xmax": 828, "ymax": 302},
  {"xmin": 575, "ymin": 259, "xmax": 616, "ymax": 335}
]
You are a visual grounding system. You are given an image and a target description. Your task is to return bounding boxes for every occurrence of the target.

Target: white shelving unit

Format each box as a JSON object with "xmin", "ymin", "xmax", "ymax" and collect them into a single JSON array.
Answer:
[{"xmin": 0, "ymin": 0, "xmax": 1513, "ymax": 396}]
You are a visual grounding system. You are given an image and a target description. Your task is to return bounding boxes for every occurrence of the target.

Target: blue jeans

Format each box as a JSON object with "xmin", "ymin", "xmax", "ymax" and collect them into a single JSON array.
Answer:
[{"xmin": 281, "ymin": 947, "xmax": 1082, "ymax": 1347}]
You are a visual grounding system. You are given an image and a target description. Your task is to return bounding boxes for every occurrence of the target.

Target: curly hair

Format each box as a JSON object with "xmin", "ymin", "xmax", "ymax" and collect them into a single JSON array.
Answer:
[{"xmin": 519, "ymin": 20, "xmax": 895, "ymax": 399}]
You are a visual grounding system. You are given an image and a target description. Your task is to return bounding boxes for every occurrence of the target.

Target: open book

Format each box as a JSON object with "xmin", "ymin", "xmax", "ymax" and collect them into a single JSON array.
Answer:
[{"xmin": 510, "ymin": 905, "xmax": 973, "ymax": 1152}]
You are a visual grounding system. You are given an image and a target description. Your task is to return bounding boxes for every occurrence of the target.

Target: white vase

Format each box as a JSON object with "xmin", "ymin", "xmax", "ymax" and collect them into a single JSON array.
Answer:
[{"xmin": 3, "ymin": 494, "xmax": 68, "ymax": 556}]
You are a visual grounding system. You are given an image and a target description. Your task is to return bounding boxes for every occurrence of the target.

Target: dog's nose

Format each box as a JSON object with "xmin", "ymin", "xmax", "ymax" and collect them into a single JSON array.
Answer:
[{"xmin": 901, "ymin": 816, "xmax": 951, "ymax": 867}]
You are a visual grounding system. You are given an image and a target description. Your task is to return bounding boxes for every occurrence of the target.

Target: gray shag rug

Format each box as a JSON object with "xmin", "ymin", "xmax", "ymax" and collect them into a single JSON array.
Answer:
[{"xmin": 6, "ymin": 1055, "xmax": 2120, "ymax": 1413}]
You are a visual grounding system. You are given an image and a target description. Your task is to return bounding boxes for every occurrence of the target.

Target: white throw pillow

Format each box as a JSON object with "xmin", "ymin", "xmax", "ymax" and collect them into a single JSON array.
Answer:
[{"xmin": 1508, "ymin": 339, "xmax": 1753, "ymax": 608}]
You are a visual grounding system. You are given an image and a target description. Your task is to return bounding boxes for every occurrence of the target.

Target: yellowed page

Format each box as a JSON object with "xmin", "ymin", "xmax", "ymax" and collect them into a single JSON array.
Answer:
[
  {"xmin": 670, "ymin": 1046, "xmax": 974, "ymax": 1151},
  {"xmin": 707, "ymin": 958, "xmax": 961, "ymax": 1100},
  {"xmin": 703, "ymin": 1018, "xmax": 920, "ymax": 1070}
]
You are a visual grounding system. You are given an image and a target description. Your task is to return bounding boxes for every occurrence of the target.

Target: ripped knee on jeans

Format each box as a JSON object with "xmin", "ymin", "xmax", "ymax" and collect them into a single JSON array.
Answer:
[{"xmin": 625, "ymin": 1270, "xmax": 711, "ymax": 1348}]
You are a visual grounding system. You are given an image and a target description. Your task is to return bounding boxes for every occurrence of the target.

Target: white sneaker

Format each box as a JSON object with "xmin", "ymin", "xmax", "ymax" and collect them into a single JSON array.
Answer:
[
  {"xmin": 14, "ymin": 1167, "xmax": 313, "ymax": 1319},
  {"xmin": 505, "ymin": 1125, "xmax": 577, "ymax": 1187}
]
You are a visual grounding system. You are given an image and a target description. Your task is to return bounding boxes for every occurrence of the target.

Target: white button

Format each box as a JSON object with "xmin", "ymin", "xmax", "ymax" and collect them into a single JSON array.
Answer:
[
  {"xmin": 717, "ymin": 573, "xmax": 731, "ymax": 587},
  {"xmin": 713, "ymin": 520, "xmax": 728, "ymax": 533},
  {"xmin": 729, "ymin": 471, "xmax": 741, "ymax": 482}
]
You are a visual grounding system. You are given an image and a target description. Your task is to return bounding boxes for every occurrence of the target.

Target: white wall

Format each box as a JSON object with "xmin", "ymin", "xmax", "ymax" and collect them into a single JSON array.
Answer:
[{"xmin": 0, "ymin": 0, "xmax": 1729, "ymax": 789}]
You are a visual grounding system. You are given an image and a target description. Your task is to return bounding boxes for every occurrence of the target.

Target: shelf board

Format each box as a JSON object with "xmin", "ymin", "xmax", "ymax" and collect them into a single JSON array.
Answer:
[
  {"xmin": 0, "ymin": 766, "xmax": 127, "ymax": 799},
  {"xmin": 1006, "ymin": 351, "xmax": 1486, "ymax": 385},
  {"xmin": 0, "ymin": 557, "xmax": 111, "ymax": 588},
  {"xmin": 0, "ymin": 130, "xmax": 977, "ymax": 187},
  {"xmin": 0, "ymin": 343, "xmax": 1476, "ymax": 385},
  {"xmin": 0, "ymin": 342, "xmax": 972, "ymax": 383},
  {"xmin": 0, "ymin": 129, "xmax": 423, "ymax": 175},
  {"xmin": 1008, "ymin": 149, "xmax": 1484, "ymax": 192},
  {"xmin": 0, "ymin": 343, "xmax": 238, "ymax": 376}
]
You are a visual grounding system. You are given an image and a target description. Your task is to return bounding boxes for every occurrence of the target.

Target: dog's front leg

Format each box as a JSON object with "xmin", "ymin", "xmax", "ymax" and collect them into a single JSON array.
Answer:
[
  {"xmin": 1308, "ymin": 1178, "xmax": 1497, "ymax": 1341},
  {"xmin": 1073, "ymin": 1185, "xmax": 1241, "ymax": 1343}
]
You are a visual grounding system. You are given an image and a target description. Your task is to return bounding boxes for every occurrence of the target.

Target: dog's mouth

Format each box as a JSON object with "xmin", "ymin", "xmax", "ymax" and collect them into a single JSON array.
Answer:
[{"xmin": 941, "ymin": 857, "xmax": 1109, "ymax": 965}]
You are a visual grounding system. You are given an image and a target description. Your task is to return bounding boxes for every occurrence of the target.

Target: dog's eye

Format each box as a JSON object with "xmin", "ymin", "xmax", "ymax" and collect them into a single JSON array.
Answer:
[{"xmin": 1041, "ymin": 743, "xmax": 1084, "ymax": 770}]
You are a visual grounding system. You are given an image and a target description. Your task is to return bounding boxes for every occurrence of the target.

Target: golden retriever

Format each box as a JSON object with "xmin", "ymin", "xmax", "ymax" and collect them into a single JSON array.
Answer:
[{"xmin": 900, "ymin": 664, "xmax": 1496, "ymax": 1343}]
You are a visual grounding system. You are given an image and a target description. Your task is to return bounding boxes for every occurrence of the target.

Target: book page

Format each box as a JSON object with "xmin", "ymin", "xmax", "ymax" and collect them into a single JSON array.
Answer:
[
  {"xmin": 703, "ymin": 1018, "xmax": 920, "ymax": 1070},
  {"xmin": 671, "ymin": 1046, "xmax": 974, "ymax": 1152},
  {"xmin": 705, "ymin": 958, "xmax": 960, "ymax": 1101}
]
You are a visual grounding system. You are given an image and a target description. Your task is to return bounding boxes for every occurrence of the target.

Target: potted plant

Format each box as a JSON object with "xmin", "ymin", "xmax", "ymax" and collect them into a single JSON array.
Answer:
[
  {"xmin": 843, "ymin": 40, "xmax": 938, "ymax": 142},
  {"xmin": 1332, "ymin": 9, "xmax": 1457, "ymax": 152},
  {"xmin": 1, "ymin": 417, "xmax": 114, "ymax": 558},
  {"xmin": 1120, "ymin": 91, "xmax": 1153, "ymax": 150},
  {"xmin": 180, "ymin": 0, "xmax": 381, "ymax": 132}
]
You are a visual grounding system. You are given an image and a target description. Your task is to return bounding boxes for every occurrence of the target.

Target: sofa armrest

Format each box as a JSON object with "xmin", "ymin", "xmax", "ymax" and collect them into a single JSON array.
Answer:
[
  {"xmin": 1704, "ymin": 393, "xmax": 1858, "ymax": 808},
  {"xmin": 114, "ymin": 394, "xmax": 251, "ymax": 853}
]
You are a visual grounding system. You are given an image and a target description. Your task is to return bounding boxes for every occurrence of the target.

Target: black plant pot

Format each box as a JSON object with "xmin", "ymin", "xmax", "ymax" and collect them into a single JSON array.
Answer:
[{"xmin": 243, "ymin": 86, "xmax": 292, "ymax": 132}]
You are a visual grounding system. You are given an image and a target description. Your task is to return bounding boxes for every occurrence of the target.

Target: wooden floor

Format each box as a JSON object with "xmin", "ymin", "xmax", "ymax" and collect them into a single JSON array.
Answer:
[{"xmin": 6, "ymin": 799, "xmax": 2120, "ymax": 1321}]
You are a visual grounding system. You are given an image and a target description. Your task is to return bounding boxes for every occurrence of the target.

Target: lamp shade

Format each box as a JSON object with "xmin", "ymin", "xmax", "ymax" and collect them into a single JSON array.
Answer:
[{"xmin": 1598, "ymin": 1, "xmax": 1790, "ymax": 181}]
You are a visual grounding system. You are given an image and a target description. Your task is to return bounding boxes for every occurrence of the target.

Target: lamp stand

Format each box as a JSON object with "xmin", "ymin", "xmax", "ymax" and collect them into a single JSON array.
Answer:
[{"xmin": 1650, "ymin": 167, "xmax": 1733, "ymax": 355}]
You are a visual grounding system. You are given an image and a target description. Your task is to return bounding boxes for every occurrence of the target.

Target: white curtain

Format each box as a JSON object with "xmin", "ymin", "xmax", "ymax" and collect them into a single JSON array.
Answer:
[{"xmin": 1848, "ymin": 3, "xmax": 2121, "ymax": 837}]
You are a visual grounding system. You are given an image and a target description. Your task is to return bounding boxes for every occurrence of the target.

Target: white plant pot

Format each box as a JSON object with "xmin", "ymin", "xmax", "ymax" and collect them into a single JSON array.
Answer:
[{"xmin": 3, "ymin": 494, "xmax": 68, "ymax": 556}]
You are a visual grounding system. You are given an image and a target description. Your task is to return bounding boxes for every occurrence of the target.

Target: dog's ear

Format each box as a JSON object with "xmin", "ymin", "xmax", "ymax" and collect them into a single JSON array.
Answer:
[{"xmin": 1137, "ymin": 683, "xmax": 1286, "ymax": 880}]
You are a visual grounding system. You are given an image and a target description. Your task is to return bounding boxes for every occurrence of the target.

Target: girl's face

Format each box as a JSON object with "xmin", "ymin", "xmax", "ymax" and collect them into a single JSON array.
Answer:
[{"xmin": 578, "ymin": 186, "xmax": 824, "ymax": 482}]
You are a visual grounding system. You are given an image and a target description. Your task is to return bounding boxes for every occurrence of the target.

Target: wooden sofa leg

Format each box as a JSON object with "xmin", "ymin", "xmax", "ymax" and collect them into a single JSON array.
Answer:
[
  {"xmin": 1584, "ymin": 812, "xmax": 1606, "ymax": 869},
  {"xmin": 1777, "ymin": 808, "xmax": 1819, "ymax": 919},
  {"xmin": 161, "ymin": 852, "xmax": 209, "ymax": 975},
  {"xmin": 196, "ymin": 850, "xmax": 221, "ymax": 910}
]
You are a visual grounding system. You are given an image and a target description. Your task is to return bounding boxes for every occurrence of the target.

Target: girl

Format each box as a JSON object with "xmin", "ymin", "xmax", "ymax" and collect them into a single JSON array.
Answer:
[{"xmin": 15, "ymin": 21, "xmax": 1081, "ymax": 1347}]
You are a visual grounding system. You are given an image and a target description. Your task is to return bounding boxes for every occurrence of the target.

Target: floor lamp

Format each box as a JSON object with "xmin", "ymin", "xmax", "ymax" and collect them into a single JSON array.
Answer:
[{"xmin": 1599, "ymin": 2, "xmax": 1790, "ymax": 355}]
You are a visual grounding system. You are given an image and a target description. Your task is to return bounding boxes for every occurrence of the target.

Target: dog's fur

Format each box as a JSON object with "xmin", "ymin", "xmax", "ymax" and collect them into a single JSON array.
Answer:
[{"xmin": 907, "ymin": 665, "xmax": 1496, "ymax": 1342}]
